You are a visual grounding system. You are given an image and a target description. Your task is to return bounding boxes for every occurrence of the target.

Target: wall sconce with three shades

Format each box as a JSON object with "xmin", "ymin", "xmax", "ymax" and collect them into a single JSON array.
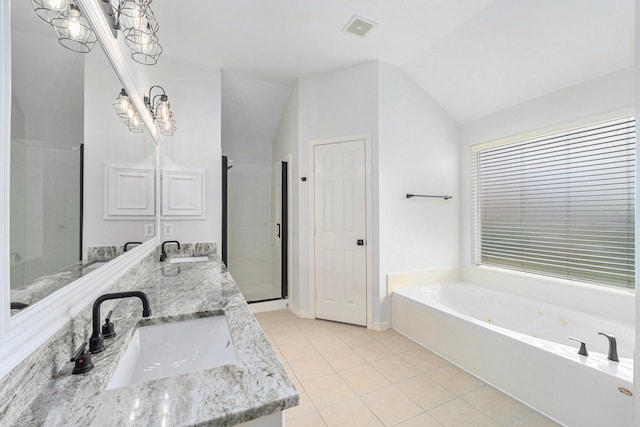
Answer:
[
  {"xmin": 113, "ymin": 86, "xmax": 176, "ymax": 136},
  {"xmin": 30, "ymin": 0, "xmax": 164, "ymax": 66}
]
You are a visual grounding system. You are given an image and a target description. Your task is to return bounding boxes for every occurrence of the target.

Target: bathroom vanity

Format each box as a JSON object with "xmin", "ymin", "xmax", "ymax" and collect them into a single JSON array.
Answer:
[{"xmin": 10, "ymin": 250, "xmax": 298, "ymax": 426}]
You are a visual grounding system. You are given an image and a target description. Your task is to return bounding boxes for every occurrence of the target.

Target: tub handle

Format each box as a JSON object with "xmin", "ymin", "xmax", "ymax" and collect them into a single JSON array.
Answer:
[
  {"xmin": 568, "ymin": 337, "xmax": 588, "ymax": 356},
  {"xmin": 598, "ymin": 332, "xmax": 619, "ymax": 362}
]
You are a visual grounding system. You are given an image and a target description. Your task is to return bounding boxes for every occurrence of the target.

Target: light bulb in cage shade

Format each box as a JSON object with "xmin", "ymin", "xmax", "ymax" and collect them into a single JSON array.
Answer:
[
  {"xmin": 51, "ymin": 3, "xmax": 97, "ymax": 53},
  {"xmin": 155, "ymin": 95, "xmax": 170, "ymax": 121},
  {"xmin": 113, "ymin": 89, "xmax": 130, "ymax": 118},
  {"xmin": 45, "ymin": 0, "xmax": 67, "ymax": 10},
  {"xmin": 120, "ymin": 1, "xmax": 158, "ymax": 32},
  {"xmin": 120, "ymin": 1, "xmax": 144, "ymax": 29},
  {"xmin": 127, "ymin": 112, "xmax": 145, "ymax": 133},
  {"xmin": 123, "ymin": 26, "xmax": 162, "ymax": 65},
  {"xmin": 126, "ymin": 104, "xmax": 136, "ymax": 121},
  {"xmin": 67, "ymin": 7, "xmax": 85, "ymax": 39},
  {"xmin": 31, "ymin": 0, "xmax": 69, "ymax": 24},
  {"xmin": 159, "ymin": 111, "xmax": 176, "ymax": 136},
  {"xmin": 140, "ymin": 32, "xmax": 153, "ymax": 53}
]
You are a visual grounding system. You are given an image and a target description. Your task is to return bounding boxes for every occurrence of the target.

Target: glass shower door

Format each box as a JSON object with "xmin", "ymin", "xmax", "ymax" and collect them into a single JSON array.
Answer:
[{"xmin": 226, "ymin": 160, "xmax": 279, "ymax": 302}]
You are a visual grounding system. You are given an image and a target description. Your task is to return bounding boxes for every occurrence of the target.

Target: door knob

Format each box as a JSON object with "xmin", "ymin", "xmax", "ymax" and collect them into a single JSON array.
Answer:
[{"xmin": 357, "ymin": 239, "xmax": 364, "ymax": 246}]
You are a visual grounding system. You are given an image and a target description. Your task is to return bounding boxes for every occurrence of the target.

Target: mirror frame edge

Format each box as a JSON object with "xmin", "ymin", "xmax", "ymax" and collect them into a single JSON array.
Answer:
[
  {"xmin": 0, "ymin": 0, "xmax": 161, "ymax": 380},
  {"xmin": 1, "ymin": 0, "xmax": 10, "ymax": 339}
]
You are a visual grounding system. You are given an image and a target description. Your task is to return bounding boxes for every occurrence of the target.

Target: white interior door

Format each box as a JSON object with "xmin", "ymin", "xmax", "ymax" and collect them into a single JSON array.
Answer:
[{"xmin": 314, "ymin": 139, "xmax": 367, "ymax": 326}]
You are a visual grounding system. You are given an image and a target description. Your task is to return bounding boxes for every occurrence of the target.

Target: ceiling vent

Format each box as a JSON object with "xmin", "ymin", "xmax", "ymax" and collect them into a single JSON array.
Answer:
[{"xmin": 343, "ymin": 15, "xmax": 377, "ymax": 38}]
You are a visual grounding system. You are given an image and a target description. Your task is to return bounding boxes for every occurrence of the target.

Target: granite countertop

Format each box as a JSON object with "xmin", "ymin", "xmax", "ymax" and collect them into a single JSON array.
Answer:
[{"xmin": 16, "ymin": 256, "xmax": 299, "ymax": 426}]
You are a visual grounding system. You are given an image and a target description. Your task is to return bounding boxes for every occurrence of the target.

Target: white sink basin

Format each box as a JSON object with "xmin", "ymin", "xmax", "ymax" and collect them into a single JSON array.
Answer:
[
  {"xmin": 107, "ymin": 316, "xmax": 237, "ymax": 390},
  {"xmin": 168, "ymin": 256, "xmax": 210, "ymax": 264}
]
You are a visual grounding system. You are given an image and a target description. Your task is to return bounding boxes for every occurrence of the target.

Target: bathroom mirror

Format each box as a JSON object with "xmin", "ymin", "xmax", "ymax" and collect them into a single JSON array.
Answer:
[{"xmin": 9, "ymin": 0, "xmax": 157, "ymax": 315}]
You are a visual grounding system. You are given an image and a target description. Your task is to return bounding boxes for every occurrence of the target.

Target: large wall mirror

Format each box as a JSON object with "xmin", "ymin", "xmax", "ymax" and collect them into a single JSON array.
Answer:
[{"xmin": 9, "ymin": 0, "xmax": 157, "ymax": 315}]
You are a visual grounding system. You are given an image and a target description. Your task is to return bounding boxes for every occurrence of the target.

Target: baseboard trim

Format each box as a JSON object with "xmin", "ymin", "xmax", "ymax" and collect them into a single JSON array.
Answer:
[
  {"xmin": 289, "ymin": 304, "xmax": 314, "ymax": 319},
  {"xmin": 372, "ymin": 320, "xmax": 390, "ymax": 331},
  {"xmin": 250, "ymin": 299, "xmax": 288, "ymax": 314}
]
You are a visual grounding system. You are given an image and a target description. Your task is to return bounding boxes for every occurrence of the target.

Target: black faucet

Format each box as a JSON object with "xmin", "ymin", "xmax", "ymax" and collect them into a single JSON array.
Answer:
[
  {"xmin": 10, "ymin": 302, "xmax": 29, "ymax": 310},
  {"xmin": 568, "ymin": 337, "xmax": 588, "ymax": 356},
  {"xmin": 598, "ymin": 332, "xmax": 619, "ymax": 362},
  {"xmin": 160, "ymin": 240, "xmax": 180, "ymax": 262},
  {"xmin": 70, "ymin": 342, "xmax": 94, "ymax": 374},
  {"xmin": 124, "ymin": 241, "xmax": 142, "ymax": 252},
  {"xmin": 89, "ymin": 291, "xmax": 151, "ymax": 353}
]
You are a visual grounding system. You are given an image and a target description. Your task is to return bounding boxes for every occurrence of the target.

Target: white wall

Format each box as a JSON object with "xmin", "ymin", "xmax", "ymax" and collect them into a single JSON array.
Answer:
[
  {"xmin": 291, "ymin": 61, "xmax": 461, "ymax": 327},
  {"xmin": 11, "ymin": 30, "xmax": 84, "ymax": 146},
  {"xmin": 83, "ymin": 46, "xmax": 157, "ymax": 249},
  {"xmin": 459, "ymin": 66, "xmax": 635, "ymax": 268},
  {"xmin": 377, "ymin": 63, "xmax": 460, "ymax": 325},
  {"xmin": 221, "ymin": 73, "xmax": 291, "ymax": 163},
  {"xmin": 154, "ymin": 56, "xmax": 222, "ymax": 245},
  {"xmin": 297, "ymin": 61, "xmax": 380, "ymax": 317}
]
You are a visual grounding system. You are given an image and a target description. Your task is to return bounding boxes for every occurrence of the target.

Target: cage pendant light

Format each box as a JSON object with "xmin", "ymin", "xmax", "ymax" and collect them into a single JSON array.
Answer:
[
  {"xmin": 50, "ymin": 3, "xmax": 97, "ymax": 53},
  {"xmin": 113, "ymin": 89, "xmax": 131, "ymax": 118},
  {"xmin": 119, "ymin": 0, "xmax": 157, "ymax": 32},
  {"xmin": 158, "ymin": 110, "xmax": 176, "ymax": 136},
  {"xmin": 127, "ymin": 114, "xmax": 145, "ymax": 133},
  {"xmin": 124, "ymin": 27, "xmax": 163, "ymax": 65},
  {"xmin": 114, "ymin": 0, "xmax": 164, "ymax": 65}
]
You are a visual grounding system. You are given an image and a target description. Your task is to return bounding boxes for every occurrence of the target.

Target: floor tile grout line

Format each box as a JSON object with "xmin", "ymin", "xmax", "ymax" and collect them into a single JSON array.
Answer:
[
  {"xmin": 267, "ymin": 315, "xmax": 436, "ymax": 424},
  {"xmin": 258, "ymin": 310, "xmax": 557, "ymax": 427},
  {"xmin": 457, "ymin": 385, "xmax": 534, "ymax": 427},
  {"xmin": 285, "ymin": 325, "xmax": 424, "ymax": 425},
  {"xmin": 314, "ymin": 394, "xmax": 388, "ymax": 427}
]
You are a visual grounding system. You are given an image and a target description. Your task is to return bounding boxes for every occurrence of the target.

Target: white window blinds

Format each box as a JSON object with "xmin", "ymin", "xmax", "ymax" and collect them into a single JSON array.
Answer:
[{"xmin": 476, "ymin": 116, "xmax": 635, "ymax": 289}]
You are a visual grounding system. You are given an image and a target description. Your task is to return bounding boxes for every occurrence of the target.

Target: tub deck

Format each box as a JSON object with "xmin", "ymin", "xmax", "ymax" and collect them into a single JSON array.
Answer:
[{"xmin": 392, "ymin": 282, "xmax": 634, "ymax": 427}]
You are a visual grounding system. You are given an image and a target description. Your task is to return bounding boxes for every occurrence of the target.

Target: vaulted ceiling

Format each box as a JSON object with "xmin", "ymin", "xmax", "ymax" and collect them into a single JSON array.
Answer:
[{"xmin": 153, "ymin": 0, "xmax": 635, "ymax": 123}]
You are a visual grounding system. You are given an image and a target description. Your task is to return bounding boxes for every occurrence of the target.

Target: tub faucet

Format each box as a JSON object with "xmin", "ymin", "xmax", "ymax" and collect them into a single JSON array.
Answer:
[
  {"xmin": 89, "ymin": 291, "xmax": 151, "ymax": 353},
  {"xmin": 160, "ymin": 240, "xmax": 180, "ymax": 262},
  {"xmin": 598, "ymin": 332, "xmax": 619, "ymax": 362},
  {"xmin": 568, "ymin": 337, "xmax": 588, "ymax": 356}
]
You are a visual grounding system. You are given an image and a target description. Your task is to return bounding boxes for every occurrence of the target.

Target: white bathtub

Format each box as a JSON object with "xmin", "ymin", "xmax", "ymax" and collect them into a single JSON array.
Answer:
[{"xmin": 392, "ymin": 281, "xmax": 634, "ymax": 427}]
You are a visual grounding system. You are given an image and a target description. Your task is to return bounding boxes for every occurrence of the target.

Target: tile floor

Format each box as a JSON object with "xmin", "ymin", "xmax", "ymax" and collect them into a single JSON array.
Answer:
[{"xmin": 255, "ymin": 309, "xmax": 561, "ymax": 427}]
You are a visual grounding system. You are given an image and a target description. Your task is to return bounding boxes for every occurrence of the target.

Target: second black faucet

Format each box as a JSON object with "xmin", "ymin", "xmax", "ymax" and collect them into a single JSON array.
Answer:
[
  {"xmin": 89, "ymin": 291, "xmax": 151, "ymax": 354},
  {"xmin": 160, "ymin": 240, "xmax": 181, "ymax": 262}
]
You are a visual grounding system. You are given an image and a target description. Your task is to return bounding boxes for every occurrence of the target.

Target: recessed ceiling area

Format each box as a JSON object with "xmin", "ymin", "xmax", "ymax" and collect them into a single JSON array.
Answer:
[{"xmin": 152, "ymin": 0, "xmax": 635, "ymax": 123}]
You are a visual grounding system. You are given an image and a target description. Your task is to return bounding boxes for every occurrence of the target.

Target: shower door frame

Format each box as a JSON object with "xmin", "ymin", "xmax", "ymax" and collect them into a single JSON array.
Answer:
[{"xmin": 221, "ymin": 155, "xmax": 291, "ymax": 303}]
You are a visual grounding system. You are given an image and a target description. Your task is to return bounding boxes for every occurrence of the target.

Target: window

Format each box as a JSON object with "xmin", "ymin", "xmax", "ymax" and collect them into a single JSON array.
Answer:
[{"xmin": 472, "ymin": 116, "xmax": 635, "ymax": 289}]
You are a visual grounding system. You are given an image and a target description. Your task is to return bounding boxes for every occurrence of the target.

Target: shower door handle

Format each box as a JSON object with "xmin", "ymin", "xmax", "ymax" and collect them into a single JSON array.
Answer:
[{"xmin": 276, "ymin": 223, "xmax": 281, "ymax": 238}]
